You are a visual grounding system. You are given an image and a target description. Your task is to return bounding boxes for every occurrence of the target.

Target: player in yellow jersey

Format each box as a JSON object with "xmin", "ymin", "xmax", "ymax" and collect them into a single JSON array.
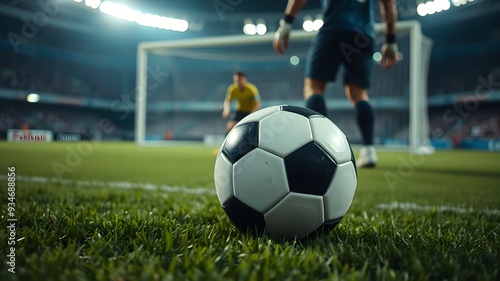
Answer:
[{"xmin": 222, "ymin": 71, "xmax": 261, "ymax": 134}]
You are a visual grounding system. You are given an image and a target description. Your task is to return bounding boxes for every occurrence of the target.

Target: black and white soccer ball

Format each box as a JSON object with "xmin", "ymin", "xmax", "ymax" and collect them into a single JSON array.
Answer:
[{"xmin": 214, "ymin": 105, "xmax": 357, "ymax": 240}]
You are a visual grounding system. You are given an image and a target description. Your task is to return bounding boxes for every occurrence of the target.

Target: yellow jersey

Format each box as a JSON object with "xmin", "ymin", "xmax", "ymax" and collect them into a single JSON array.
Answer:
[{"xmin": 225, "ymin": 82, "xmax": 260, "ymax": 113}]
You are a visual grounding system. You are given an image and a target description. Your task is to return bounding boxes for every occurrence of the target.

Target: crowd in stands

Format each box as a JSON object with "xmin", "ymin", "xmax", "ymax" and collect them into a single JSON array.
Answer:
[
  {"xmin": 1, "ymin": 47, "xmax": 499, "ymax": 144},
  {"xmin": 429, "ymin": 103, "xmax": 500, "ymax": 140},
  {"xmin": 2, "ymin": 99, "xmax": 498, "ymax": 143},
  {"xmin": 2, "ymin": 49, "xmax": 498, "ymax": 102},
  {"xmin": 0, "ymin": 101, "xmax": 131, "ymax": 140},
  {"xmin": 428, "ymin": 53, "xmax": 500, "ymax": 95},
  {"xmin": 0, "ymin": 55, "xmax": 125, "ymax": 99}
]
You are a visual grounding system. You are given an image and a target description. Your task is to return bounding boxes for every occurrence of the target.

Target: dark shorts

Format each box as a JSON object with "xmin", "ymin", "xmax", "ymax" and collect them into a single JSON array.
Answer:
[
  {"xmin": 230, "ymin": 111, "xmax": 250, "ymax": 122},
  {"xmin": 305, "ymin": 30, "xmax": 374, "ymax": 89}
]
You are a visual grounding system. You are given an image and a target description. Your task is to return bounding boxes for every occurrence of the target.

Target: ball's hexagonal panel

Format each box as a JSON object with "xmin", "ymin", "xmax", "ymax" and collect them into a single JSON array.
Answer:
[
  {"xmin": 323, "ymin": 161, "xmax": 357, "ymax": 220},
  {"xmin": 281, "ymin": 105, "xmax": 324, "ymax": 118},
  {"xmin": 284, "ymin": 142, "xmax": 336, "ymax": 196},
  {"xmin": 264, "ymin": 192, "xmax": 324, "ymax": 240},
  {"xmin": 214, "ymin": 152, "xmax": 234, "ymax": 206},
  {"xmin": 238, "ymin": 105, "xmax": 282, "ymax": 124},
  {"xmin": 222, "ymin": 122, "xmax": 259, "ymax": 163},
  {"xmin": 222, "ymin": 197, "xmax": 266, "ymax": 235},
  {"xmin": 259, "ymin": 111, "xmax": 313, "ymax": 157},
  {"xmin": 309, "ymin": 117, "xmax": 352, "ymax": 164},
  {"xmin": 233, "ymin": 148, "xmax": 289, "ymax": 213}
]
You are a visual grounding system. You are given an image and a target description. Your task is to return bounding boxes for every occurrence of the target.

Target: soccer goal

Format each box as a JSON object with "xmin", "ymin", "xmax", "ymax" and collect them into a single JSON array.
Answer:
[{"xmin": 135, "ymin": 20, "xmax": 433, "ymax": 153}]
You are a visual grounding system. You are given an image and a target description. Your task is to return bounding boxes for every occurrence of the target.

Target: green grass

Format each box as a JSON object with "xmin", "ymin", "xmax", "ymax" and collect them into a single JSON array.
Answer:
[{"xmin": 0, "ymin": 141, "xmax": 499, "ymax": 281}]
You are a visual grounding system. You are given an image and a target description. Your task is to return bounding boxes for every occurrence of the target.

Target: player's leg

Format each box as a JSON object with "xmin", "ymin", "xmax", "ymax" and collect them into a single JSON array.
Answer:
[
  {"xmin": 304, "ymin": 78, "xmax": 327, "ymax": 115},
  {"xmin": 345, "ymin": 84, "xmax": 373, "ymax": 145},
  {"xmin": 343, "ymin": 37, "xmax": 377, "ymax": 168},
  {"xmin": 304, "ymin": 32, "xmax": 341, "ymax": 117},
  {"xmin": 345, "ymin": 84, "xmax": 377, "ymax": 168}
]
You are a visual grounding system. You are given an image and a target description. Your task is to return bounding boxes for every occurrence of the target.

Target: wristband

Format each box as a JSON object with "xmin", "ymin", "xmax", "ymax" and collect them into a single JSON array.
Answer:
[
  {"xmin": 283, "ymin": 14, "xmax": 295, "ymax": 24},
  {"xmin": 385, "ymin": 34, "xmax": 396, "ymax": 43}
]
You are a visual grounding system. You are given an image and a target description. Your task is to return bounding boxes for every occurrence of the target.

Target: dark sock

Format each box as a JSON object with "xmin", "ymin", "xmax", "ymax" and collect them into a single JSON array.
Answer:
[
  {"xmin": 305, "ymin": 94, "xmax": 327, "ymax": 116},
  {"xmin": 355, "ymin": 101, "xmax": 374, "ymax": 145}
]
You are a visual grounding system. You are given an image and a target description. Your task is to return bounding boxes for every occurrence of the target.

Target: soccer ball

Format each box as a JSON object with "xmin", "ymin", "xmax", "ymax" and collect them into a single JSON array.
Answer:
[{"xmin": 214, "ymin": 105, "xmax": 357, "ymax": 240}]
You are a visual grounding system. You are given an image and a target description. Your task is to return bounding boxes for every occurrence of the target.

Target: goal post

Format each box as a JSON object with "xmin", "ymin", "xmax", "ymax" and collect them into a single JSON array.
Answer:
[{"xmin": 135, "ymin": 20, "xmax": 433, "ymax": 153}]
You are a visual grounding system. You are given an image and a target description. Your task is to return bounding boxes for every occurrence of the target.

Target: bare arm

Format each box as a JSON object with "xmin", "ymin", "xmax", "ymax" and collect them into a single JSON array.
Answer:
[
  {"xmin": 252, "ymin": 100, "xmax": 261, "ymax": 113},
  {"xmin": 251, "ymin": 87, "xmax": 261, "ymax": 112},
  {"xmin": 380, "ymin": 0, "xmax": 398, "ymax": 69},
  {"xmin": 222, "ymin": 91, "xmax": 232, "ymax": 119},
  {"xmin": 380, "ymin": 0, "xmax": 397, "ymax": 36},
  {"xmin": 284, "ymin": 0, "xmax": 308, "ymax": 17}
]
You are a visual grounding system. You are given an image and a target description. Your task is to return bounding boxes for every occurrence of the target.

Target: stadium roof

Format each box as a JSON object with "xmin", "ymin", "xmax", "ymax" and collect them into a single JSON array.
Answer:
[
  {"xmin": 1, "ymin": 0, "xmax": 498, "ymax": 33},
  {"xmin": 0, "ymin": 0, "xmax": 499, "ymax": 54}
]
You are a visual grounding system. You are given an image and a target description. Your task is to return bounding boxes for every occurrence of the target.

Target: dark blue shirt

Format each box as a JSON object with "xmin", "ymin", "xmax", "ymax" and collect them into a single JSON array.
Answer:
[{"xmin": 320, "ymin": 0, "xmax": 375, "ymax": 39}]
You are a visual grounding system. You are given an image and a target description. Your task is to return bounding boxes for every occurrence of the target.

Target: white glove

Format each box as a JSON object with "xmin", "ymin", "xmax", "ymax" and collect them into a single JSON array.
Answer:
[
  {"xmin": 381, "ymin": 42, "xmax": 398, "ymax": 68},
  {"xmin": 382, "ymin": 42, "xmax": 398, "ymax": 58},
  {"xmin": 273, "ymin": 19, "xmax": 292, "ymax": 54}
]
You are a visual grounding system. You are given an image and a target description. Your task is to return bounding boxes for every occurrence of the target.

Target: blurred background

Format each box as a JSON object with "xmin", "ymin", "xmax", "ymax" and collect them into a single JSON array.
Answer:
[{"xmin": 0, "ymin": 0, "xmax": 499, "ymax": 150}]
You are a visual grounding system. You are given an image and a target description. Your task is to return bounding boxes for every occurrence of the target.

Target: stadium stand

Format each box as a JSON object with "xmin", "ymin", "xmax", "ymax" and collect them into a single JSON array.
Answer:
[
  {"xmin": 0, "ymin": 1, "xmax": 498, "ymax": 149},
  {"xmin": 0, "ymin": 54, "xmax": 125, "ymax": 99},
  {"xmin": 1, "ymin": 45, "xmax": 498, "ymax": 145}
]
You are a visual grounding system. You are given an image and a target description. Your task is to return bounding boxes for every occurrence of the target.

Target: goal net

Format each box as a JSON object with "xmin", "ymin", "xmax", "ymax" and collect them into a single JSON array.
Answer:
[{"xmin": 135, "ymin": 20, "xmax": 433, "ymax": 153}]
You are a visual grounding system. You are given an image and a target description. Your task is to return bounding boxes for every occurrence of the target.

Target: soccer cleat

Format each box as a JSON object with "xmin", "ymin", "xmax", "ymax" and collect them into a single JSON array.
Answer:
[{"xmin": 356, "ymin": 146, "xmax": 378, "ymax": 168}]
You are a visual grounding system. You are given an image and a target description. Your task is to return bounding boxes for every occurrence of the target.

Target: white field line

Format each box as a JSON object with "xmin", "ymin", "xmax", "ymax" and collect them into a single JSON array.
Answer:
[
  {"xmin": 376, "ymin": 202, "xmax": 500, "ymax": 216},
  {"xmin": 0, "ymin": 175, "xmax": 215, "ymax": 195},
  {"xmin": 3, "ymin": 175, "xmax": 499, "ymax": 216}
]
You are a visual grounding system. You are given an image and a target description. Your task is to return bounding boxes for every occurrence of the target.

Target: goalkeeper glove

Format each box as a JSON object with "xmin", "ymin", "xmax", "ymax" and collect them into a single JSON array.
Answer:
[
  {"xmin": 273, "ymin": 16, "xmax": 293, "ymax": 54},
  {"xmin": 381, "ymin": 34, "xmax": 398, "ymax": 68}
]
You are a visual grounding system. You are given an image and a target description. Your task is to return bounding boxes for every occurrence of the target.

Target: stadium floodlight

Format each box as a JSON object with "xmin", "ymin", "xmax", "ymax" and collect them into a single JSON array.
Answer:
[
  {"xmin": 256, "ymin": 19, "xmax": 267, "ymax": 35},
  {"xmin": 302, "ymin": 16, "xmax": 314, "ymax": 32},
  {"xmin": 418, "ymin": 0, "xmax": 451, "ymax": 16},
  {"xmin": 434, "ymin": 1, "xmax": 443, "ymax": 12},
  {"xmin": 99, "ymin": 1, "xmax": 140, "ymax": 22},
  {"xmin": 98, "ymin": 1, "xmax": 188, "ymax": 32},
  {"xmin": 439, "ymin": 0, "xmax": 451, "ymax": 10},
  {"xmin": 27, "ymin": 93, "xmax": 40, "ymax": 103},
  {"xmin": 139, "ymin": 15, "xmax": 188, "ymax": 32},
  {"xmin": 417, "ymin": 3, "xmax": 428, "ymax": 16},
  {"xmin": 138, "ymin": 14, "xmax": 161, "ymax": 28},
  {"xmin": 243, "ymin": 19, "xmax": 256, "ymax": 35},
  {"xmin": 85, "ymin": 0, "xmax": 101, "ymax": 9},
  {"xmin": 313, "ymin": 15, "xmax": 324, "ymax": 31},
  {"xmin": 425, "ymin": 1, "xmax": 436, "ymax": 14},
  {"xmin": 135, "ymin": 20, "xmax": 434, "ymax": 154}
]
